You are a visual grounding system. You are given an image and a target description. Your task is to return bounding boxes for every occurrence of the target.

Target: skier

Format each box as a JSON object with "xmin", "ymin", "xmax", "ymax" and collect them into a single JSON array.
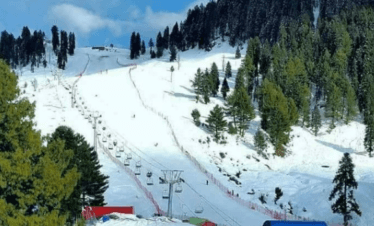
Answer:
[{"xmin": 206, "ymin": 180, "xmax": 208, "ymax": 185}]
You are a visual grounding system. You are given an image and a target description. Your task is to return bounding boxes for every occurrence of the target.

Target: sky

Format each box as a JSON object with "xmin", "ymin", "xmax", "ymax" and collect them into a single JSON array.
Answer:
[{"xmin": 0, "ymin": 0, "xmax": 210, "ymax": 48}]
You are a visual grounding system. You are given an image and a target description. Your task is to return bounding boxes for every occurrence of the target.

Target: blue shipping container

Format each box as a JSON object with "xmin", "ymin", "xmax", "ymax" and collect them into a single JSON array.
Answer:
[{"xmin": 262, "ymin": 221, "xmax": 328, "ymax": 226}]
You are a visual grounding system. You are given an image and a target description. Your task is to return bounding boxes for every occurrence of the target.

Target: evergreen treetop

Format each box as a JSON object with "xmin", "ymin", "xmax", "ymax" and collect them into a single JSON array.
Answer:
[
  {"xmin": 329, "ymin": 153, "xmax": 361, "ymax": 226},
  {"xmin": 206, "ymin": 105, "xmax": 227, "ymax": 142},
  {"xmin": 0, "ymin": 61, "xmax": 80, "ymax": 225}
]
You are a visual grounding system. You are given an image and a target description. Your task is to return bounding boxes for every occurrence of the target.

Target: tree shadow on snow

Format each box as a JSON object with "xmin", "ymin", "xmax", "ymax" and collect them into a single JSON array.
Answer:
[
  {"xmin": 315, "ymin": 140, "xmax": 355, "ymax": 154},
  {"xmin": 180, "ymin": 85, "xmax": 195, "ymax": 94},
  {"xmin": 164, "ymin": 91, "xmax": 196, "ymax": 101}
]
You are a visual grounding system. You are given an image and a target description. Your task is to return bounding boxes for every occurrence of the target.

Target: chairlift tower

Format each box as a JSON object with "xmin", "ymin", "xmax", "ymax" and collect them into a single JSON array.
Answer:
[
  {"xmin": 92, "ymin": 111, "xmax": 101, "ymax": 153},
  {"xmin": 161, "ymin": 170, "xmax": 183, "ymax": 219}
]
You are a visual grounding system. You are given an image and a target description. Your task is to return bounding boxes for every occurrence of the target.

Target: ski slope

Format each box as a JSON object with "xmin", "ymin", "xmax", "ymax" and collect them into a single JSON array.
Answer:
[{"xmin": 16, "ymin": 42, "xmax": 374, "ymax": 226}]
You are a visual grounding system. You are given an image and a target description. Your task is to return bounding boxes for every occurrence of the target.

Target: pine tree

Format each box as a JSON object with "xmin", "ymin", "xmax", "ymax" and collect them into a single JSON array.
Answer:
[
  {"xmin": 329, "ymin": 153, "xmax": 361, "ymax": 226},
  {"xmin": 225, "ymin": 61, "xmax": 232, "ymax": 78},
  {"xmin": 221, "ymin": 77, "xmax": 230, "ymax": 100},
  {"xmin": 345, "ymin": 84, "xmax": 357, "ymax": 125},
  {"xmin": 51, "ymin": 25, "xmax": 59, "ymax": 55},
  {"xmin": 68, "ymin": 32, "xmax": 75, "ymax": 55},
  {"xmin": 235, "ymin": 86, "xmax": 255, "ymax": 137},
  {"xmin": 235, "ymin": 67, "xmax": 245, "ymax": 90},
  {"xmin": 156, "ymin": 32, "xmax": 164, "ymax": 58},
  {"xmin": 210, "ymin": 62, "xmax": 220, "ymax": 96},
  {"xmin": 170, "ymin": 45, "xmax": 177, "ymax": 62},
  {"xmin": 191, "ymin": 68, "xmax": 204, "ymax": 100},
  {"xmin": 130, "ymin": 32, "xmax": 136, "ymax": 59},
  {"xmin": 141, "ymin": 40, "xmax": 146, "ymax": 55},
  {"xmin": 202, "ymin": 69, "xmax": 211, "ymax": 104},
  {"xmin": 326, "ymin": 82, "xmax": 342, "ymax": 132},
  {"xmin": 191, "ymin": 109, "xmax": 201, "ymax": 126},
  {"xmin": 148, "ymin": 38, "xmax": 154, "ymax": 53},
  {"xmin": 206, "ymin": 105, "xmax": 227, "ymax": 142},
  {"xmin": 57, "ymin": 50, "xmax": 63, "ymax": 69},
  {"xmin": 60, "ymin": 31, "xmax": 68, "ymax": 67},
  {"xmin": 170, "ymin": 22, "xmax": 179, "ymax": 47},
  {"xmin": 47, "ymin": 126, "xmax": 109, "ymax": 223},
  {"xmin": 235, "ymin": 46, "xmax": 241, "ymax": 58},
  {"xmin": 260, "ymin": 39, "xmax": 271, "ymax": 75},
  {"xmin": 150, "ymin": 50, "xmax": 156, "ymax": 59},
  {"xmin": 0, "ymin": 61, "xmax": 80, "ymax": 225},
  {"xmin": 163, "ymin": 26, "xmax": 170, "ymax": 49},
  {"xmin": 259, "ymin": 79, "xmax": 298, "ymax": 156},
  {"xmin": 311, "ymin": 105, "xmax": 322, "ymax": 136},
  {"xmin": 254, "ymin": 129, "xmax": 267, "ymax": 157},
  {"xmin": 364, "ymin": 74, "xmax": 374, "ymax": 157},
  {"xmin": 135, "ymin": 33, "xmax": 141, "ymax": 58}
]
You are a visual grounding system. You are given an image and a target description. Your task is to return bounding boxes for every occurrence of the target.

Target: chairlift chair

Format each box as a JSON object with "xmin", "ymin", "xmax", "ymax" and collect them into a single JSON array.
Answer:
[
  {"xmin": 115, "ymin": 150, "xmax": 121, "ymax": 158},
  {"xmin": 119, "ymin": 145, "xmax": 125, "ymax": 152},
  {"xmin": 88, "ymin": 117, "xmax": 92, "ymax": 123},
  {"xmin": 97, "ymin": 128, "xmax": 101, "ymax": 136},
  {"xmin": 146, "ymin": 177, "xmax": 153, "ymax": 186},
  {"xmin": 127, "ymin": 153, "xmax": 132, "ymax": 160},
  {"xmin": 102, "ymin": 136, "xmax": 107, "ymax": 143},
  {"xmin": 135, "ymin": 167, "xmax": 141, "ymax": 175},
  {"xmin": 124, "ymin": 159, "xmax": 130, "ymax": 166},
  {"xmin": 162, "ymin": 190, "xmax": 169, "ymax": 199},
  {"xmin": 84, "ymin": 113, "xmax": 88, "ymax": 119},
  {"xmin": 136, "ymin": 161, "xmax": 141, "ymax": 168},
  {"xmin": 113, "ymin": 139, "xmax": 117, "ymax": 147},
  {"xmin": 108, "ymin": 143, "xmax": 113, "ymax": 150},
  {"xmin": 175, "ymin": 184, "xmax": 183, "ymax": 193},
  {"xmin": 195, "ymin": 205, "xmax": 204, "ymax": 214}
]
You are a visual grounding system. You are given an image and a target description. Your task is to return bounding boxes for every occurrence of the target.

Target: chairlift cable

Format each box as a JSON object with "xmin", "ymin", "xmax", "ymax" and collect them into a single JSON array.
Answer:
[
  {"xmin": 105, "ymin": 125, "xmax": 170, "ymax": 170},
  {"xmin": 184, "ymin": 182, "xmax": 240, "ymax": 226}
]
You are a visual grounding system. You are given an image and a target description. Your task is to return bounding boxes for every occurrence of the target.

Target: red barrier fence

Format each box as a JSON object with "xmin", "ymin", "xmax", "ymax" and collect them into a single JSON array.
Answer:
[
  {"xmin": 97, "ymin": 139, "xmax": 166, "ymax": 216},
  {"xmin": 81, "ymin": 206, "xmax": 134, "ymax": 220},
  {"xmin": 126, "ymin": 68, "xmax": 352, "ymax": 226}
]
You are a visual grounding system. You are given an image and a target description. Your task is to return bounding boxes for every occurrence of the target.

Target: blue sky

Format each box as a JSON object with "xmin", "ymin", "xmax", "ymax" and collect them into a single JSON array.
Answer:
[{"xmin": 0, "ymin": 0, "xmax": 209, "ymax": 49}]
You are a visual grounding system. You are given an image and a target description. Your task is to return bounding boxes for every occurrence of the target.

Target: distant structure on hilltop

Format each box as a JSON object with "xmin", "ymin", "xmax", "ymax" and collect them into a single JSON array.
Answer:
[{"xmin": 92, "ymin": 46, "xmax": 105, "ymax": 51}]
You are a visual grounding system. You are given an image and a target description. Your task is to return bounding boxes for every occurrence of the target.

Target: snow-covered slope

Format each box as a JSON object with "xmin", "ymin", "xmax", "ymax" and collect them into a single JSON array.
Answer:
[{"xmin": 16, "ymin": 42, "xmax": 374, "ymax": 226}]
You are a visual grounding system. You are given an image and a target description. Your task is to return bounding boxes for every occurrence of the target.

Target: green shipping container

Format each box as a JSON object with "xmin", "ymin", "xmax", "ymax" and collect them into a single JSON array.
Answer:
[{"xmin": 189, "ymin": 217, "xmax": 208, "ymax": 226}]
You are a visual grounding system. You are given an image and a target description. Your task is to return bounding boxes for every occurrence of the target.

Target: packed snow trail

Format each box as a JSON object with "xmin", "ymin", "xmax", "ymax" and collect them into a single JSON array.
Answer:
[
  {"xmin": 24, "ymin": 70, "xmax": 158, "ymax": 217},
  {"xmin": 93, "ymin": 59, "xmax": 269, "ymax": 224}
]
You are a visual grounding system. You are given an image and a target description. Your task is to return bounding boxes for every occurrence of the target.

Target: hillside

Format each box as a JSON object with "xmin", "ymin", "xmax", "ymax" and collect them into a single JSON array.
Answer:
[{"xmin": 15, "ymin": 43, "xmax": 374, "ymax": 226}]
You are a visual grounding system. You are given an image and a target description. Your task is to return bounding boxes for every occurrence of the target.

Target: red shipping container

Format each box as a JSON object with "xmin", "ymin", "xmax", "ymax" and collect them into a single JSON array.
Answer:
[
  {"xmin": 202, "ymin": 221, "xmax": 216, "ymax": 226},
  {"xmin": 82, "ymin": 206, "xmax": 135, "ymax": 220}
]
